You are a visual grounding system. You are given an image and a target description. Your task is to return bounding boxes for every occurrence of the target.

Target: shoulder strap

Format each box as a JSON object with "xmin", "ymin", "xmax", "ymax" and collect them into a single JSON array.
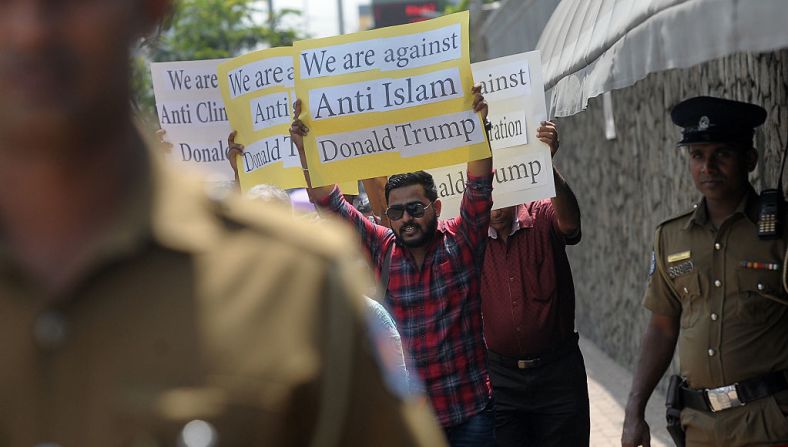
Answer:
[
  {"xmin": 781, "ymin": 203, "xmax": 788, "ymax": 294},
  {"xmin": 378, "ymin": 243, "xmax": 394, "ymax": 300}
]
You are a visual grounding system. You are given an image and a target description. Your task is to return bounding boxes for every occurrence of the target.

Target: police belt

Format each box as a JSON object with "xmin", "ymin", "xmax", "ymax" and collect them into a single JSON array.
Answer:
[
  {"xmin": 680, "ymin": 370, "xmax": 788, "ymax": 413},
  {"xmin": 487, "ymin": 332, "xmax": 579, "ymax": 369}
]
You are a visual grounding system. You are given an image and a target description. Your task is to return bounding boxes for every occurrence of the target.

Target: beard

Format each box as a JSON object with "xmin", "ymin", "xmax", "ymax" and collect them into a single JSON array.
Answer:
[{"xmin": 394, "ymin": 215, "xmax": 439, "ymax": 248}]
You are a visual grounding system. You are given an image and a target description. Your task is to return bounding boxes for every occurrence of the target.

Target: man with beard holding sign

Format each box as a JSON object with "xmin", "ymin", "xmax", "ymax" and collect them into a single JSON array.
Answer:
[{"xmin": 294, "ymin": 86, "xmax": 495, "ymax": 446}]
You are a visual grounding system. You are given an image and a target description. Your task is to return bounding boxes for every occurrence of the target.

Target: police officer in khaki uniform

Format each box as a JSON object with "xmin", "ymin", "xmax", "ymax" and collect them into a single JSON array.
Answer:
[
  {"xmin": 622, "ymin": 96, "xmax": 788, "ymax": 447},
  {"xmin": 0, "ymin": 1, "xmax": 446, "ymax": 446}
]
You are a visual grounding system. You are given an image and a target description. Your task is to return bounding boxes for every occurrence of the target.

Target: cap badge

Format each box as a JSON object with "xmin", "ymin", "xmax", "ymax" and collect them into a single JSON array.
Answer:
[{"xmin": 698, "ymin": 115, "xmax": 710, "ymax": 131}]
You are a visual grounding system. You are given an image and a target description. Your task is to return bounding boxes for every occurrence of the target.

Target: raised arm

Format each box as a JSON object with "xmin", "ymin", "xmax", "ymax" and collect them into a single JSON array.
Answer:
[
  {"xmin": 467, "ymin": 84, "xmax": 493, "ymax": 177},
  {"xmin": 226, "ymin": 131, "xmax": 243, "ymax": 189},
  {"xmin": 449, "ymin": 84, "xmax": 495, "ymax": 252},
  {"xmin": 537, "ymin": 121, "xmax": 581, "ymax": 238},
  {"xmin": 290, "ymin": 99, "xmax": 337, "ymax": 202},
  {"xmin": 290, "ymin": 99, "xmax": 391, "ymax": 261}
]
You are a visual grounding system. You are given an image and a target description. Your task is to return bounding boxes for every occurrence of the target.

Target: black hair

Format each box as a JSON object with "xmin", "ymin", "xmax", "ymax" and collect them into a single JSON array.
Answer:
[{"xmin": 385, "ymin": 171, "xmax": 438, "ymax": 203}]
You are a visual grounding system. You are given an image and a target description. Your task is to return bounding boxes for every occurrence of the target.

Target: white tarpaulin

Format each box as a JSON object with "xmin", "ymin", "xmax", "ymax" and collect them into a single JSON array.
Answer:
[{"xmin": 536, "ymin": 0, "xmax": 788, "ymax": 117}]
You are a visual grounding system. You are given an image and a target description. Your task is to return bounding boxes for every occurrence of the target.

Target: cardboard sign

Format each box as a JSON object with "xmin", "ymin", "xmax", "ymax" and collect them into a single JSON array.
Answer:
[
  {"xmin": 217, "ymin": 47, "xmax": 308, "ymax": 191},
  {"xmin": 294, "ymin": 11, "xmax": 490, "ymax": 187},
  {"xmin": 150, "ymin": 59, "xmax": 234, "ymax": 182},
  {"xmin": 428, "ymin": 51, "xmax": 555, "ymax": 218}
]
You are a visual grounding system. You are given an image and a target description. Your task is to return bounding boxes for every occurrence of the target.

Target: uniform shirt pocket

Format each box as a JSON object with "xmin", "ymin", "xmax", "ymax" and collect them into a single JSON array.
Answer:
[
  {"xmin": 736, "ymin": 269, "xmax": 787, "ymax": 325},
  {"xmin": 673, "ymin": 272, "xmax": 703, "ymax": 329}
]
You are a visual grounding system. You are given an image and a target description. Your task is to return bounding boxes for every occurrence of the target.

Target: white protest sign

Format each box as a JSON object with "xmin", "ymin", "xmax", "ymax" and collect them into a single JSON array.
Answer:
[
  {"xmin": 428, "ymin": 50, "xmax": 555, "ymax": 218},
  {"xmin": 150, "ymin": 59, "xmax": 234, "ymax": 182}
]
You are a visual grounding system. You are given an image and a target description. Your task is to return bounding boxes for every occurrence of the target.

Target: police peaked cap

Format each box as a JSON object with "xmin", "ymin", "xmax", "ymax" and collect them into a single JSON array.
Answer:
[{"xmin": 671, "ymin": 96, "xmax": 766, "ymax": 147}]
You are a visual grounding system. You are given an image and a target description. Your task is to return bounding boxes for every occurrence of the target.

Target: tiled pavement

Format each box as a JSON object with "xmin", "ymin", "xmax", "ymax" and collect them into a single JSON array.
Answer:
[{"xmin": 581, "ymin": 337, "xmax": 672, "ymax": 447}]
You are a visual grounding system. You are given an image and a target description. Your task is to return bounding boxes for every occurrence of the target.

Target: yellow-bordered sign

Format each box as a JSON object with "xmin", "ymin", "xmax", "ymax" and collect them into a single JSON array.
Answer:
[
  {"xmin": 217, "ymin": 47, "xmax": 306, "ymax": 192},
  {"xmin": 294, "ymin": 11, "xmax": 490, "ymax": 187}
]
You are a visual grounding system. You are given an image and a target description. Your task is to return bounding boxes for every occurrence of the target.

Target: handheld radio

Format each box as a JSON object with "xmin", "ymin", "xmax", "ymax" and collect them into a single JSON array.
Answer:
[{"xmin": 758, "ymin": 139, "xmax": 788, "ymax": 239}]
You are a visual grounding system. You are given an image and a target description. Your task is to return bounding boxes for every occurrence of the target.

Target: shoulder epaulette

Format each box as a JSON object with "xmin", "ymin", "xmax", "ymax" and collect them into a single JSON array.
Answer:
[
  {"xmin": 213, "ymin": 193, "xmax": 355, "ymax": 261},
  {"xmin": 656, "ymin": 206, "xmax": 696, "ymax": 229}
]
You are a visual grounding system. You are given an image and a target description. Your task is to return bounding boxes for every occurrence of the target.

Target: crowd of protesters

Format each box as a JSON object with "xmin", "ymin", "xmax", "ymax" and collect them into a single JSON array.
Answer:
[{"xmin": 218, "ymin": 87, "xmax": 586, "ymax": 447}]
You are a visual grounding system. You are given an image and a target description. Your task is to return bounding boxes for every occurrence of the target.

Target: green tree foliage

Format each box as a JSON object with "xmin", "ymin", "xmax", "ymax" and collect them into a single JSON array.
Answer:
[
  {"xmin": 443, "ymin": 0, "xmax": 497, "ymax": 14},
  {"xmin": 133, "ymin": 0, "xmax": 304, "ymax": 120}
]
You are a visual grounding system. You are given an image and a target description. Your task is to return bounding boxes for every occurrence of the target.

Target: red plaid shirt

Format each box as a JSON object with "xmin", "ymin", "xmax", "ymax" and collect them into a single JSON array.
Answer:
[{"xmin": 317, "ymin": 173, "xmax": 494, "ymax": 427}]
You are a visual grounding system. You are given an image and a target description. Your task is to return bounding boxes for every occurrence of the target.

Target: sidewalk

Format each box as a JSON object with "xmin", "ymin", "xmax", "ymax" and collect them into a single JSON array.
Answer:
[{"xmin": 581, "ymin": 336, "xmax": 672, "ymax": 447}]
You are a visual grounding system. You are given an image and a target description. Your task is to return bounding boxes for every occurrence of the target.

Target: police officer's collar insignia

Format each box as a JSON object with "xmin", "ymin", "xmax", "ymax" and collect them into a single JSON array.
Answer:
[
  {"xmin": 648, "ymin": 251, "xmax": 656, "ymax": 277},
  {"xmin": 684, "ymin": 199, "xmax": 709, "ymax": 229},
  {"xmin": 698, "ymin": 115, "xmax": 710, "ymax": 131}
]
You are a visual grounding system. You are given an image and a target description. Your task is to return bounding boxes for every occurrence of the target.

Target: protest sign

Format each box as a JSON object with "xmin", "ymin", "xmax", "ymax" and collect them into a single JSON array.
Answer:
[
  {"xmin": 427, "ymin": 50, "xmax": 555, "ymax": 218},
  {"xmin": 293, "ymin": 11, "xmax": 490, "ymax": 187},
  {"xmin": 150, "ymin": 59, "xmax": 234, "ymax": 182},
  {"xmin": 217, "ymin": 47, "xmax": 308, "ymax": 191}
]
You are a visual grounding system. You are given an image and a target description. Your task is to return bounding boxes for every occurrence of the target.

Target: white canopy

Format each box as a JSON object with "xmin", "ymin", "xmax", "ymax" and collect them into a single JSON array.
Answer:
[{"xmin": 536, "ymin": 0, "xmax": 788, "ymax": 117}]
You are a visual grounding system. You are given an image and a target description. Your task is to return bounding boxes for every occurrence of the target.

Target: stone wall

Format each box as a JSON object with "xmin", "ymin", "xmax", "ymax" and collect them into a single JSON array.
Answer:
[{"xmin": 555, "ymin": 50, "xmax": 788, "ymax": 373}]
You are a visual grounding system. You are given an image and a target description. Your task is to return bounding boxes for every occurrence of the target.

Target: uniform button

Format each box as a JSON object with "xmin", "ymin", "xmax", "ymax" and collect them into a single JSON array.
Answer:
[
  {"xmin": 693, "ymin": 203, "xmax": 699, "ymax": 209},
  {"xmin": 683, "ymin": 287, "xmax": 689, "ymax": 294},
  {"xmin": 509, "ymin": 276, "xmax": 515, "ymax": 281},
  {"xmin": 757, "ymin": 283, "xmax": 765, "ymax": 291},
  {"xmin": 713, "ymin": 280, "xmax": 722, "ymax": 287},
  {"xmin": 708, "ymin": 349, "xmax": 715, "ymax": 357},
  {"xmin": 710, "ymin": 313, "xmax": 718, "ymax": 321},
  {"xmin": 180, "ymin": 420, "xmax": 218, "ymax": 447},
  {"xmin": 33, "ymin": 311, "xmax": 67, "ymax": 350},
  {"xmin": 714, "ymin": 243, "xmax": 721, "ymax": 250}
]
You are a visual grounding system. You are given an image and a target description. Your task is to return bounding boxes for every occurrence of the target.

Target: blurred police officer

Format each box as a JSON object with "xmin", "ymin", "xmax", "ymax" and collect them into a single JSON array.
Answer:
[
  {"xmin": 622, "ymin": 96, "xmax": 788, "ymax": 446},
  {"xmin": 0, "ymin": 1, "xmax": 445, "ymax": 445}
]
